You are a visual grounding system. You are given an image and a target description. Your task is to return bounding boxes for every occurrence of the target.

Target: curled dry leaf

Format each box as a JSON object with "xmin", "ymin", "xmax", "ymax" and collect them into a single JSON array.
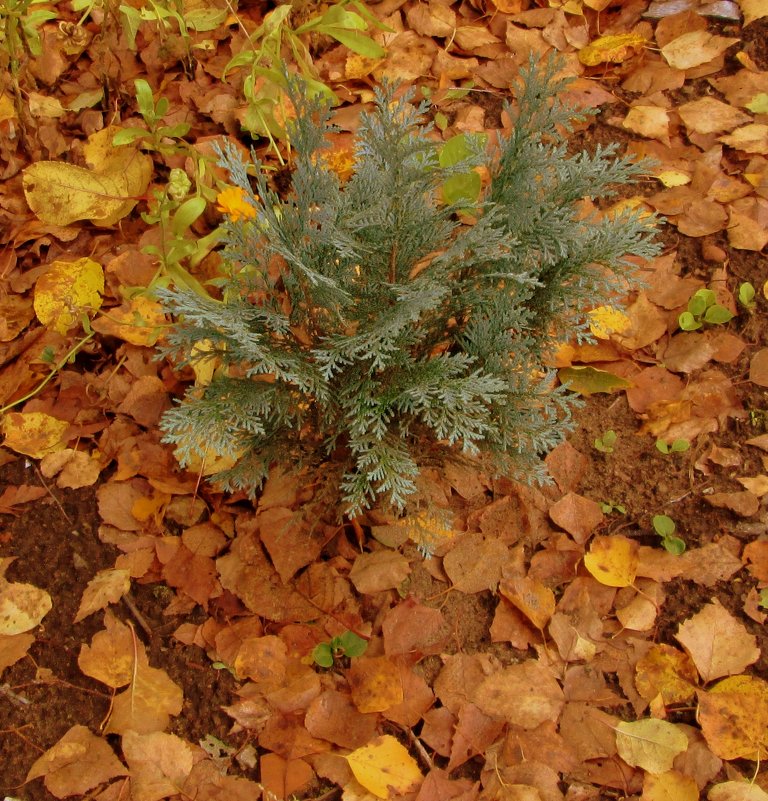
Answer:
[{"xmin": 499, "ymin": 575, "xmax": 556, "ymax": 630}]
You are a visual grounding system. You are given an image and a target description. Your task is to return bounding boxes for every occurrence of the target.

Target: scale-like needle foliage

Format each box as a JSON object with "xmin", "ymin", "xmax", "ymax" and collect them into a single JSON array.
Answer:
[{"xmin": 157, "ymin": 58, "xmax": 659, "ymax": 516}]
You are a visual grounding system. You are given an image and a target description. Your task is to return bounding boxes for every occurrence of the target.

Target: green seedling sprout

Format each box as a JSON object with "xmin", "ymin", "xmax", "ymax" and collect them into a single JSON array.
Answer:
[
  {"xmin": 656, "ymin": 438, "xmax": 690, "ymax": 454},
  {"xmin": 738, "ymin": 282, "xmax": 756, "ymax": 311},
  {"xmin": 594, "ymin": 430, "xmax": 617, "ymax": 454},
  {"xmin": 678, "ymin": 288, "xmax": 734, "ymax": 331},
  {"xmin": 312, "ymin": 631, "xmax": 368, "ymax": 668},
  {"xmin": 600, "ymin": 500, "xmax": 626, "ymax": 515},
  {"xmin": 113, "ymin": 79, "xmax": 192, "ymax": 154},
  {"xmin": 652, "ymin": 514, "xmax": 686, "ymax": 555}
]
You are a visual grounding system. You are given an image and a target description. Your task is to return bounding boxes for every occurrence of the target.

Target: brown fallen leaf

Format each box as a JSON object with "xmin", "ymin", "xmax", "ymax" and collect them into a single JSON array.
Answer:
[
  {"xmin": 749, "ymin": 348, "xmax": 768, "ymax": 387},
  {"xmin": 676, "ymin": 601, "xmax": 760, "ymax": 682},
  {"xmin": 261, "ymin": 753, "xmax": 314, "ymax": 800},
  {"xmin": 442, "ymin": 531, "xmax": 507, "ymax": 593},
  {"xmin": 25, "ymin": 725, "xmax": 127, "ymax": 799},
  {"xmin": 0, "ymin": 484, "xmax": 48, "ymax": 515},
  {"xmin": 122, "ymin": 729, "xmax": 196, "ymax": 801},
  {"xmin": 548, "ymin": 492, "xmax": 604, "ymax": 544},
  {"xmin": 306, "ymin": 689, "xmax": 378, "ymax": 748},
  {"xmin": 74, "ymin": 567, "xmax": 131, "ymax": 623},
  {"xmin": 349, "ymin": 549, "xmax": 411, "ymax": 594},
  {"xmin": 661, "ymin": 31, "xmax": 739, "ymax": 70},
  {"xmin": 447, "ymin": 702, "xmax": 505, "ymax": 771},
  {"xmin": 678, "ymin": 97, "xmax": 751, "ymax": 135},
  {"xmin": 474, "ymin": 660, "xmax": 564, "ymax": 728},
  {"xmin": 704, "ymin": 491, "xmax": 760, "ymax": 517}
]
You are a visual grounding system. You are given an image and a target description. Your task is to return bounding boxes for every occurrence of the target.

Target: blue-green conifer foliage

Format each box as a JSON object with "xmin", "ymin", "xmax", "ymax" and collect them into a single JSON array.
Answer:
[{"xmin": 157, "ymin": 58, "xmax": 660, "ymax": 516}]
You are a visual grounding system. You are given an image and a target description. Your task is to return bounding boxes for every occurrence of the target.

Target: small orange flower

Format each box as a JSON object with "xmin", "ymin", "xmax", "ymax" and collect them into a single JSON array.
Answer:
[{"xmin": 216, "ymin": 185, "xmax": 257, "ymax": 222}]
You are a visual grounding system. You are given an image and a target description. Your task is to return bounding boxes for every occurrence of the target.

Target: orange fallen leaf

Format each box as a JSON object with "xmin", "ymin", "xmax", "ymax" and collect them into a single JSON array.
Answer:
[
  {"xmin": 499, "ymin": 575, "xmax": 555, "ymax": 630},
  {"xmin": 348, "ymin": 656, "xmax": 404, "ymax": 713},
  {"xmin": 0, "ymin": 484, "xmax": 48, "ymax": 515},
  {"xmin": 698, "ymin": 674, "xmax": 768, "ymax": 760},
  {"xmin": 635, "ymin": 644, "xmax": 697, "ymax": 705}
]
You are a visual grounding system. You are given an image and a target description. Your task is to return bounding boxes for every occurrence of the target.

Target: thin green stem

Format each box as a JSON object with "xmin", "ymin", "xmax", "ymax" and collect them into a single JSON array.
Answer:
[{"xmin": 0, "ymin": 331, "xmax": 95, "ymax": 415}]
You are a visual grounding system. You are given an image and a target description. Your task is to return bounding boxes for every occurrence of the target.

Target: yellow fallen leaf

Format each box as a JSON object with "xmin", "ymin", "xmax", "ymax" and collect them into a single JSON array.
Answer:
[
  {"xmin": 656, "ymin": 169, "xmax": 691, "ymax": 188},
  {"xmin": 642, "ymin": 771, "xmax": 698, "ymax": 801},
  {"xmin": 0, "ymin": 575, "xmax": 52, "ymax": 635},
  {"xmin": 578, "ymin": 33, "xmax": 646, "ymax": 66},
  {"xmin": 635, "ymin": 644, "xmax": 697, "ymax": 705},
  {"xmin": 0, "ymin": 92, "xmax": 17, "ymax": 122},
  {"xmin": 719, "ymin": 124, "xmax": 768, "ymax": 155},
  {"xmin": 34, "ymin": 257, "xmax": 104, "ymax": 335},
  {"xmin": 191, "ymin": 339, "xmax": 219, "ymax": 387},
  {"xmin": 615, "ymin": 719, "xmax": 688, "ymax": 773},
  {"xmin": 747, "ymin": 93, "xmax": 768, "ymax": 114},
  {"xmin": 588, "ymin": 306, "xmax": 631, "ymax": 339},
  {"xmin": 23, "ymin": 130, "xmax": 152, "ymax": 227},
  {"xmin": 558, "ymin": 366, "xmax": 633, "ymax": 395},
  {"xmin": 91, "ymin": 294, "xmax": 165, "ymax": 346},
  {"xmin": 346, "ymin": 735, "xmax": 422, "ymax": 798},
  {"xmin": 2, "ymin": 412, "xmax": 69, "ymax": 459},
  {"xmin": 740, "ymin": 0, "xmax": 768, "ymax": 26},
  {"xmin": 584, "ymin": 535, "xmax": 638, "ymax": 587}
]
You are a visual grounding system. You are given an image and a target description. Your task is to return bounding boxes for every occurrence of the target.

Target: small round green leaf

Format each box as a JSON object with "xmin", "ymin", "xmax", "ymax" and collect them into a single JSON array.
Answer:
[{"xmin": 312, "ymin": 643, "xmax": 334, "ymax": 668}]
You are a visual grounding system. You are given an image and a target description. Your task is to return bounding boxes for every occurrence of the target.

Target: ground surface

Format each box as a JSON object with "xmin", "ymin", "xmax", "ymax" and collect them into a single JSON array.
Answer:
[{"xmin": 1, "ymin": 1, "xmax": 768, "ymax": 800}]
